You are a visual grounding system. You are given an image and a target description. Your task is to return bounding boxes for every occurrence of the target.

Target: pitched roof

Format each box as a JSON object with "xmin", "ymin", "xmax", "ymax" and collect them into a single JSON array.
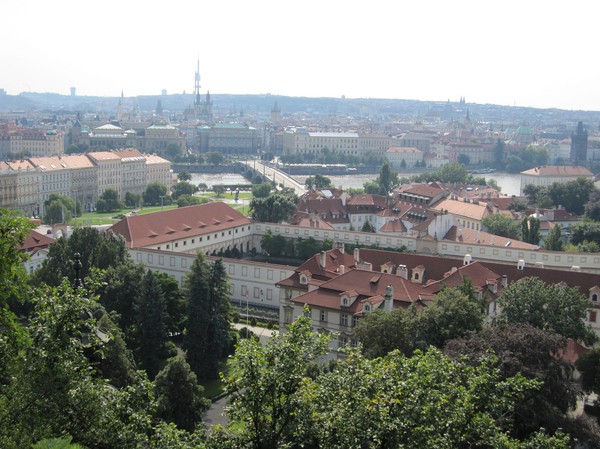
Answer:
[
  {"xmin": 110, "ymin": 202, "xmax": 251, "ymax": 248},
  {"xmin": 431, "ymin": 197, "xmax": 490, "ymax": 221},
  {"xmin": 521, "ymin": 165, "xmax": 592, "ymax": 177},
  {"xmin": 442, "ymin": 225, "xmax": 538, "ymax": 250},
  {"xmin": 18, "ymin": 229, "xmax": 54, "ymax": 252}
]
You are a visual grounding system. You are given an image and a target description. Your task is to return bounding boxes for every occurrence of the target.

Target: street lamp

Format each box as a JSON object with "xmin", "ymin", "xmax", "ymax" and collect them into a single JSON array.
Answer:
[{"xmin": 160, "ymin": 195, "xmax": 165, "ymax": 210}]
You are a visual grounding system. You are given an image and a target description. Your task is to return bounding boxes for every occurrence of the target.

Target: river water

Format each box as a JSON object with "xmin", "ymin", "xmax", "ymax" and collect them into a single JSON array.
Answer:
[{"xmin": 191, "ymin": 172, "xmax": 523, "ymax": 197}]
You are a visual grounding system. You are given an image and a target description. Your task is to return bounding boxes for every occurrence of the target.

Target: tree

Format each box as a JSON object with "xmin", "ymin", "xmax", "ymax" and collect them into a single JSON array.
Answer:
[
  {"xmin": 482, "ymin": 213, "xmax": 521, "ymax": 239},
  {"xmin": 33, "ymin": 227, "xmax": 130, "ymax": 287},
  {"xmin": 584, "ymin": 188, "xmax": 600, "ymax": 221},
  {"xmin": 153, "ymin": 271, "xmax": 187, "ymax": 335},
  {"xmin": 183, "ymin": 254, "xmax": 231, "ymax": 379},
  {"xmin": 154, "ymin": 356, "xmax": 210, "ymax": 432},
  {"xmin": 305, "ymin": 174, "xmax": 332, "ymax": 189},
  {"xmin": 435, "ymin": 161, "xmax": 469, "ymax": 183},
  {"xmin": 362, "ymin": 180, "xmax": 380, "ymax": 194},
  {"xmin": 134, "ymin": 270, "xmax": 171, "ymax": 378},
  {"xmin": 569, "ymin": 222, "xmax": 600, "ymax": 247},
  {"xmin": 171, "ymin": 181, "xmax": 197, "ymax": 200},
  {"xmin": 205, "ymin": 151, "xmax": 225, "ymax": 165},
  {"xmin": 361, "ymin": 218, "xmax": 376, "ymax": 233},
  {"xmin": 496, "ymin": 276, "xmax": 597, "ymax": 345},
  {"xmin": 575, "ymin": 347, "xmax": 600, "ymax": 400},
  {"xmin": 457, "ymin": 153, "xmax": 470, "ymax": 165},
  {"xmin": 445, "ymin": 324, "xmax": 589, "ymax": 442},
  {"xmin": 143, "ymin": 182, "xmax": 168, "ymax": 206},
  {"xmin": 0, "ymin": 281, "xmax": 155, "ymax": 448},
  {"xmin": 177, "ymin": 170, "xmax": 192, "ymax": 182},
  {"xmin": 413, "ymin": 285, "xmax": 484, "ymax": 349},
  {"xmin": 493, "ymin": 138, "xmax": 506, "ymax": 167},
  {"xmin": 0, "ymin": 211, "xmax": 33, "ymax": 383},
  {"xmin": 544, "ymin": 223, "xmax": 563, "ymax": 251},
  {"xmin": 125, "ymin": 191, "xmax": 141, "ymax": 209},
  {"xmin": 548, "ymin": 177, "xmax": 594, "ymax": 216},
  {"xmin": 295, "ymin": 346, "xmax": 568, "ymax": 449},
  {"xmin": 212, "ymin": 184, "xmax": 226, "ymax": 197},
  {"xmin": 251, "ymin": 182, "xmax": 272, "ymax": 198},
  {"xmin": 177, "ymin": 194, "xmax": 207, "ymax": 208},
  {"xmin": 521, "ymin": 215, "xmax": 541, "ymax": 245},
  {"xmin": 223, "ymin": 310, "xmax": 330, "ymax": 449},
  {"xmin": 250, "ymin": 188, "xmax": 298, "ymax": 223},
  {"xmin": 355, "ymin": 308, "xmax": 413, "ymax": 358},
  {"xmin": 43, "ymin": 193, "xmax": 76, "ymax": 224},
  {"xmin": 377, "ymin": 160, "xmax": 398, "ymax": 196},
  {"xmin": 96, "ymin": 188, "xmax": 124, "ymax": 213}
]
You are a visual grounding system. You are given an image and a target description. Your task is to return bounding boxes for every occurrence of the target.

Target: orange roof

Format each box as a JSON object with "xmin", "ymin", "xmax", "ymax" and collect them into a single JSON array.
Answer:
[
  {"xmin": 521, "ymin": 165, "xmax": 592, "ymax": 177},
  {"xmin": 110, "ymin": 202, "xmax": 252, "ymax": 248}
]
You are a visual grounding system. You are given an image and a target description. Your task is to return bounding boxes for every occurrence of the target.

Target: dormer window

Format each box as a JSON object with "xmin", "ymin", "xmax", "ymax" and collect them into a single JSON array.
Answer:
[
  {"xmin": 300, "ymin": 274, "xmax": 308, "ymax": 285},
  {"xmin": 342, "ymin": 296, "xmax": 349, "ymax": 306},
  {"xmin": 592, "ymin": 293, "xmax": 598, "ymax": 302},
  {"xmin": 364, "ymin": 304, "xmax": 371, "ymax": 313}
]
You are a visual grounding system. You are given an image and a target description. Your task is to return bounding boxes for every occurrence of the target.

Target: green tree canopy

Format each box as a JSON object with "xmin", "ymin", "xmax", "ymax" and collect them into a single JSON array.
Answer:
[
  {"xmin": 171, "ymin": 181, "xmax": 197, "ymax": 200},
  {"xmin": 521, "ymin": 215, "xmax": 541, "ymax": 245},
  {"xmin": 445, "ymin": 324, "xmax": 592, "ymax": 442},
  {"xmin": 43, "ymin": 193, "xmax": 76, "ymax": 225},
  {"xmin": 305, "ymin": 174, "xmax": 332, "ymax": 189},
  {"xmin": 134, "ymin": 270, "xmax": 171, "ymax": 378},
  {"xmin": 143, "ymin": 182, "xmax": 168, "ymax": 206},
  {"xmin": 496, "ymin": 276, "xmax": 597, "ymax": 345},
  {"xmin": 544, "ymin": 223, "xmax": 563, "ymax": 251},
  {"xmin": 482, "ymin": 214, "xmax": 521, "ymax": 239},
  {"xmin": 548, "ymin": 177, "xmax": 595, "ymax": 216},
  {"xmin": 154, "ymin": 356, "xmax": 210, "ymax": 432},
  {"xmin": 250, "ymin": 188, "xmax": 298, "ymax": 223},
  {"xmin": 183, "ymin": 254, "xmax": 232, "ymax": 379},
  {"xmin": 177, "ymin": 169, "xmax": 192, "ymax": 182},
  {"xmin": 96, "ymin": 188, "xmax": 124, "ymax": 213},
  {"xmin": 251, "ymin": 182, "xmax": 272, "ymax": 198}
]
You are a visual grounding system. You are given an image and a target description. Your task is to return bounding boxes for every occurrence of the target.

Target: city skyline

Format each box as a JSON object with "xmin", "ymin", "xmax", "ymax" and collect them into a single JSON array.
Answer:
[{"xmin": 3, "ymin": 0, "xmax": 599, "ymax": 111}]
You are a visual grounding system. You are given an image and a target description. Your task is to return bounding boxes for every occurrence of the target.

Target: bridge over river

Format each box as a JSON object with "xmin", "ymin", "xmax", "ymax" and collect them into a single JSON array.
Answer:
[{"xmin": 239, "ymin": 160, "xmax": 307, "ymax": 196}]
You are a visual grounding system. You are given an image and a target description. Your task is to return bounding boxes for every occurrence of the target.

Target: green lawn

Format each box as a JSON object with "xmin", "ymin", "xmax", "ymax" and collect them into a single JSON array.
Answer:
[{"xmin": 68, "ymin": 196, "xmax": 249, "ymax": 227}]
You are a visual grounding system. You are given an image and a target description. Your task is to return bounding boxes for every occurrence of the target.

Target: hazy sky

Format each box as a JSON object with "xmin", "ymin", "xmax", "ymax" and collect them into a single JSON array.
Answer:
[{"xmin": 2, "ymin": 0, "xmax": 599, "ymax": 111}]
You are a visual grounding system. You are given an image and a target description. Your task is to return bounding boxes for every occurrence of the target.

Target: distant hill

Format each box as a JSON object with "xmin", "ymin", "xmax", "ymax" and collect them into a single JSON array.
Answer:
[{"xmin": 1, "ymin": 91, "xmax": 599, "ymax": 126}]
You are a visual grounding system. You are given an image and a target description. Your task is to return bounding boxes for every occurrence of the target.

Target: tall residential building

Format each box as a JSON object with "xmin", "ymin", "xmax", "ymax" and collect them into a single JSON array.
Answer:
[
  {"xmin": 29, "ymin": 156, "xmax": 72, "ymax": 214},
  {"xmin": 86, "ymin": 151, "xmax": 123, "ymax": 198},
  {"xmin": 112, "ymin": 149, "xmax": 147, "ymax": 198},
  {"xmin": 61, "ymin": 154, "xmax": 98, "ymax": 211},
  {"xmin": 0, "ymin": 162, "xmax": 17, "ymax": 209},
  {"xmin": 9, "ymin": 159, "xmax": 39, "ymax": 217}
]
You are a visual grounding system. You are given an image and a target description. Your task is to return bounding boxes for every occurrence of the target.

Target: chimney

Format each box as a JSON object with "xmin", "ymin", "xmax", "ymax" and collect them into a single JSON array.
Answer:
[
  {"xmin": 353, "ymin": 247, "xmax": 360, "ymax": 263},
  {"xmin": 501, "ymin": 275, "xmax": 508, "ymax": 288},
  {"xmin": 397, "ymin": 264, "xmax": 408, "ymax": 279},
  {"xmin": 356, "ymin": 260, "xmax": 373, "ymax": 271},
  {"xmin": 384, "ymin": 284, "xmax": 393, "ymax": 311},
  {"xmin": 339, "ymin": 264, "xmax": 345, "ymax": 275},
  {"xmin": 334, "ymin": 241, "xmax": 345, "ymax": 254},
  {"xmin": 320, "ymin": 251, "xmax": 327, "ymax": 268}
]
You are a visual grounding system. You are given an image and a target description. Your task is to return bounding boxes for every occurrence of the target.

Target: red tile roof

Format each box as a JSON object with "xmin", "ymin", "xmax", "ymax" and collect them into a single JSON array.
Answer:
[
  {"xmin": 110, "ymin": 202, "xmax": 251, "ymax": 248},
  {"xmin": 18, "ymin": 229, "xmax": 54, "ymax": 252}
]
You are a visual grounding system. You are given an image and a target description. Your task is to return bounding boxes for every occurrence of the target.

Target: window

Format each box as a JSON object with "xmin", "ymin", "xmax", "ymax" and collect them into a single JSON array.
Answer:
[
  {"xmin": 593, "ymin": 293, "xmax": 598, "ymax": 302},
  {"xmin": 340, "ymin": 314, "xmax": 348, "ymax": 326},
  {"xmin": 320, "ymin": 310, "xmax": 327, "ymax": 322},
  {"xmin": 254, "ymin": 287, "xmax": 260, "ymax": 298},
  {"xmin": 590, "ymin": 311, "xmax": 597, "ymax": 323}
]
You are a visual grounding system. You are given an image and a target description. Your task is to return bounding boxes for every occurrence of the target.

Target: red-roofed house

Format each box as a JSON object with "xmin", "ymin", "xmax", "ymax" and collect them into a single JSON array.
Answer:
[{"xmin": 111, "ymin": 202, "xmax": 254, "ymax": 256}]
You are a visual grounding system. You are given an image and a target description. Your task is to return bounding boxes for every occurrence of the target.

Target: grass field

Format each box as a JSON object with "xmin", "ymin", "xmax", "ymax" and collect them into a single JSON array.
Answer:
[{"xmin": 68, "ymin": 196, "xmax": 250, "ymax": 226}]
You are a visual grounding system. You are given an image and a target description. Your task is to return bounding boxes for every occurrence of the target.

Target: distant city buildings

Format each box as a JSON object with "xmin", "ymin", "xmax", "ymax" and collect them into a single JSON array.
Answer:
[
  {"xmin": 519, "ymin": 165, "xmax": 593, "ymax": 195},
  {"xmin": 0, "ymin": 150, "xmax": 171, "ymax": 217}
]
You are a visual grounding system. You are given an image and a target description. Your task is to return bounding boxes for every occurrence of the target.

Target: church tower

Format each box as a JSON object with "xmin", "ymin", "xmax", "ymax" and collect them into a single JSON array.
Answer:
[
  {"xmin": 194, "ymin": 58, "xmax": 202, "ymax": 119},
  {"xmin": 570, "ymin": 121, "xmax": 588, "ymax": 164},
  {"xmin": 200, "ymin": 90, "xmax": 213, "ymax": 124},
  {"xmin": 271, "ymin": 100, "xmax": 281, "ymax": 124}
]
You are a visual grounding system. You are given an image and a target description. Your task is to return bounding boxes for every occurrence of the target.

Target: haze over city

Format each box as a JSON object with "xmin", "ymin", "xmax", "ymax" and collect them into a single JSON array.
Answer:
[{"xmin": 3, "ymin": 0, "xmax": 599, "ymax": 111}]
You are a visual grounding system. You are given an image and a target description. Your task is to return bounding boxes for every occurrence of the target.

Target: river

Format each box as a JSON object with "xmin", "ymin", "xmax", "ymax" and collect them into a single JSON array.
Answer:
[{"xmin": 190, "ymin": 172, "xmax": 523, "ymax": 197}]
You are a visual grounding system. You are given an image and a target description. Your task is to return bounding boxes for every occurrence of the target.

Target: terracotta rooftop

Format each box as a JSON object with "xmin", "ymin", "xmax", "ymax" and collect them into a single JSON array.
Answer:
[
  {"xmin": 521, "ymin": 165, "xmax": 592, "ymax": 177},
  {"xmin": 18, "ymin": 229, "xmax": 54, "ymax": 252},
  {"xmin": 442, "ymin": 225, "xmax": 538, "ymax": 250},
  {"xmin": 110, "ymin": 202, "xmax": 252, "ymax": 248}
]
